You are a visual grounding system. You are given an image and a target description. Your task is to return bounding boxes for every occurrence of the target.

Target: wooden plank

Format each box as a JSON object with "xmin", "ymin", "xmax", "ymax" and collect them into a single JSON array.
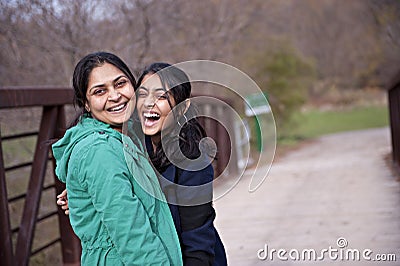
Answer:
[{"xmin": 0, "ymin": 87, "xmax": 73, "ymax": 108}]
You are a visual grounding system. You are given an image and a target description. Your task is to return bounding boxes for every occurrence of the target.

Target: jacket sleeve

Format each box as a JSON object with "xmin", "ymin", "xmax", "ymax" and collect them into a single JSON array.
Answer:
[
  {"xmin": 177, "ymin": 165, "xmax": 217, "ymax": 265},
  {"xmin": 78, "ymin": 140, "xmax": 171, "ymax": 265}
]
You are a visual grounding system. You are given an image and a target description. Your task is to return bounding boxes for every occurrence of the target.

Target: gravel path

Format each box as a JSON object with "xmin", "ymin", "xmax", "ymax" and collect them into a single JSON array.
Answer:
[{"xmin": 214, "ymin": 127, "xmax": 400, "ymax": 265}]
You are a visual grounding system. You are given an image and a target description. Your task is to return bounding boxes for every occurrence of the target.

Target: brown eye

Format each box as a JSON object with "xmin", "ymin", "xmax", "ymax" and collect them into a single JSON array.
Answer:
[
  {"xmin": 156, "ymin": 92, "xmax": 168, "ymax": 99},
  {"xmin": 137, "ymin": 89, "xmax": 148, "ymax": 98},
  {"xmin": 116, "ymin": 80, "xmax": 127, "ymax": 88},
  {"xmin": 94, "ymin": 88, "xmax": 106, "ymax": 95}
]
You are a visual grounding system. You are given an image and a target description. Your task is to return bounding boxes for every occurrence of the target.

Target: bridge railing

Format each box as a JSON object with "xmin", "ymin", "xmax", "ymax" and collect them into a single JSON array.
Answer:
[{"xmin": 389, "ymin": 78, "xmax": 400, "ymax": 172}]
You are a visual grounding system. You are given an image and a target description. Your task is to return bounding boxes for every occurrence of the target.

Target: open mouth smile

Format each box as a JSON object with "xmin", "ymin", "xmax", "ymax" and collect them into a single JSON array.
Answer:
[
  {"xmin": 142, "ymin": 111, "xmax": 160, "ymax": 127},
  {"xmin": 107, "ymin": 102, "xmax": 127, "ymax": 112}
]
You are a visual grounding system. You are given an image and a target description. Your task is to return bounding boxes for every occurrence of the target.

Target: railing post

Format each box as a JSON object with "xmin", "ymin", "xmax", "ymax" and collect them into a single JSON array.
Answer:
[
  {"xmin": 15, "ymin": 106, "xmax": 58, "ymax": 266},
  {"xmin": 389, "ymin": 86, "xmax": 400, "ymax": 169},
  {"xmin": 52, "ymin": 106, "xmax": 81, "ymax": 266},
  {"xmin": 0, "ymin": 132, "xmax": 14, "ymax": 266},
  {"xmin": 388, "ymin": 73, "xmax": 400, "ymax": 174},
  {"xmin": 216, "ymin": 105, "xmax": 238, "ymax": 176}
]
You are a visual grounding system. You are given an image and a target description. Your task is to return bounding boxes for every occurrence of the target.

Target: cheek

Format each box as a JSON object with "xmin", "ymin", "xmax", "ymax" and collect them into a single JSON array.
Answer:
[
  {"xmin": 87, "ymin": 98, "xmax": 100, "ymax": 110},
  {"xmin": 136, "ymin": 98, "xmax": 144, "ymax": 110},
  {"xmin": 124, "ymin": 86, "xmax": 135, "ymax": 99},
  {"xmin": 87, "ymin": 96, "xmax": 108, "ymax": 113},
  {"xmin": 163, "ymin": 109, "xmax": 175, "ymax": 126},
  {"xmin": 160, "ymin": 102, "xmax": 173, "ymax": 118}
]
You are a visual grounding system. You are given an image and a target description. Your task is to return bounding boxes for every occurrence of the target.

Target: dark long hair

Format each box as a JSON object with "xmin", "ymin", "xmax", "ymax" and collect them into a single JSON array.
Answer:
[
  {"xmin": 71, "ymin": 51, "xmax": 136, "ymax": 125},
  {"xmin": 137, "ymin": 62, "xmax": 208, "ymax": 172}
]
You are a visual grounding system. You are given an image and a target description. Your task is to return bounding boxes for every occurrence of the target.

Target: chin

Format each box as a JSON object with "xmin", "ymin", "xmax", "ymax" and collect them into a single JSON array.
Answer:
[
  {"xmin": 143, "ymin": 128, "xmax": 159, "ymax": 136},
  {"xmin": 143, "ymin": 129, "xmax": 155, "ymax": 136},
  {"xmin": 109, "ymin": 120, "xmax": 124, "ymax": 126}
]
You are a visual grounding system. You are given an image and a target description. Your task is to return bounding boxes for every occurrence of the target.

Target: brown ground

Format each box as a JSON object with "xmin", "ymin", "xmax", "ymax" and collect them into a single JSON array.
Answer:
[{"xmin": 215, "ymin": 127, "xmax": 400, "ymax": 265}]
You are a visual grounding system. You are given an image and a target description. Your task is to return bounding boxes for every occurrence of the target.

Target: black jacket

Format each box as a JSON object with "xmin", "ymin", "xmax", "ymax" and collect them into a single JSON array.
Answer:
[
  {"xmin": 161, "ymin": 164, "xmax": 227, "ymax": 266},
  {"xmin": 145, "ymin": 136, "xmax": 227, "ymax": 265}
]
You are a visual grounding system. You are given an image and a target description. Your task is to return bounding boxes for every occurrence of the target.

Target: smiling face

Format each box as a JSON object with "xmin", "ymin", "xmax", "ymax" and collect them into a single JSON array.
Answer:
[
  {"xmin": 85, "ymin": 63, "xmax": 135, "ymax": 130},
  {"xmin": 136, "ymin": 73, "xmax": 176, "ymax": 138}
]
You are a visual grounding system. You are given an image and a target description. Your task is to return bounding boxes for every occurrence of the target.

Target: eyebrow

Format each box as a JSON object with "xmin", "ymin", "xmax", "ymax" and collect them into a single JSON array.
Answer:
[
  {"xmin": 89, "ymin": 75, "xmax": 126, "ymax": 93},
  {"xmin": 138, "ymin": 86, "xmax": 166, "ymax": 92}
]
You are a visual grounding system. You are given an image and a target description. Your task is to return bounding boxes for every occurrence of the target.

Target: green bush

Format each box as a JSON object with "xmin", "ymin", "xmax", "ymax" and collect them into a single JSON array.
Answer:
[{"xmin": 249, "ymin": 43, "xmax": 316, "ymax": 132}]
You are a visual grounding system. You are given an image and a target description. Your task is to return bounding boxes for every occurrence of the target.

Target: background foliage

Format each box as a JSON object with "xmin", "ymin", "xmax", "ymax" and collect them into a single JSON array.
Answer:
[{"xmin": 1, "ymin": 0, "xmax": 399, "ymax": 128}]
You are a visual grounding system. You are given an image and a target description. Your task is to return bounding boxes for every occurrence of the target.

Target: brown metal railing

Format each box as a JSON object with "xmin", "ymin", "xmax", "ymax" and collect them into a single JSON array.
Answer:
[
  {"xmin": 194, "ymin": 96, "xmax": 238, "ymax": 176},
  {"xmin": 0, "ymin": 87, "xmax": 81, "ymax": 266},
  {"xmin": 0, "ymin": 87, "xmax": 237, "ymax": 265},
  {"xmin": 389, "ymin": 79, "xmax": 400, "ymax": 171}
]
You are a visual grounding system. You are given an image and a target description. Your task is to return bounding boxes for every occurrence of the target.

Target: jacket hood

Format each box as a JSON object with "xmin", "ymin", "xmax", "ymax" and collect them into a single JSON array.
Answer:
[{"xmin": 52, "ymin": 115, "xmax": 120, "ymax": 182}]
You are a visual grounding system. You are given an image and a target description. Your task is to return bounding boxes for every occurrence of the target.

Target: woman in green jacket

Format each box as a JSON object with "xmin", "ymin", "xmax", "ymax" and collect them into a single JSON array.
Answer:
[{"xmin": 52, "ymin": 52, "xmax": 182, "ymax": 265}]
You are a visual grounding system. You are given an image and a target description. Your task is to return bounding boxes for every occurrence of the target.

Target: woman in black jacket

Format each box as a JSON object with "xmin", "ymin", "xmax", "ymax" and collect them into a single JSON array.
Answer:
[{"xmin": 135, "ymin": 62, "xmax": 227, "ymax": 266}]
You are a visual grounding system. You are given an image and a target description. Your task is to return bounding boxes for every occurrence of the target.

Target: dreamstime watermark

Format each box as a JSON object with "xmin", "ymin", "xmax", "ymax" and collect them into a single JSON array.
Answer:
[{"xmin": 257, "ymin": 237, "xmax": 397, "ymax": 262}]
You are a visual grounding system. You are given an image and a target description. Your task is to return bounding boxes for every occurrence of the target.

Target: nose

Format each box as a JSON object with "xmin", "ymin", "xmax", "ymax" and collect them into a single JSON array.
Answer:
[
  {"xmin": 108, "ymin": 88, "xmax": 121, "ymax": 101},
  {"xmin": 144, "ymin": 94, "xmax": 155, "ymax": 108}
]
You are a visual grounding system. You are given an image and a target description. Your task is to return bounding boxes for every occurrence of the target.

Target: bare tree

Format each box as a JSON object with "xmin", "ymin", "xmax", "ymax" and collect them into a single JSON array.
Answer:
[{"xmin": 1, "ymin": 0, "xmax": 399, "ymax": 89}]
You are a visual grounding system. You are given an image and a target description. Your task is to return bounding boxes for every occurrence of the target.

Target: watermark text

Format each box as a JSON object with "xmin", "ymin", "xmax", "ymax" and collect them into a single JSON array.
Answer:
[{"xmin": 257, "ymin": 237, "xmax": 397, "ymax": 262}]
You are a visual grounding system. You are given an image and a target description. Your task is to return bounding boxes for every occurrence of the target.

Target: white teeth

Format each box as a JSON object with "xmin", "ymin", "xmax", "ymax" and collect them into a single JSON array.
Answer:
[
  {"xmin": 143, "ymin": 112, "xmax": 160, "ymax": 118},
  {"xmin": 110, "ymin": 103, "xmax": 126, "ymax": 112}
]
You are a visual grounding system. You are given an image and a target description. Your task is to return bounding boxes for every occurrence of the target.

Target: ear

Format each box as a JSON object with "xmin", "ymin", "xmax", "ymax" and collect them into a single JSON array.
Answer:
[{"xmin": 85, "ymin": 102, "xmax": 90, "ymax": 112}]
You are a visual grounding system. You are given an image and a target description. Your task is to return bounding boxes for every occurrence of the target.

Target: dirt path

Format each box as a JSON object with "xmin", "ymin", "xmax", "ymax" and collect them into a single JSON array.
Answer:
[{"xmin": 214, "ymin": 127, "xmax": 400, "ymax": 265}]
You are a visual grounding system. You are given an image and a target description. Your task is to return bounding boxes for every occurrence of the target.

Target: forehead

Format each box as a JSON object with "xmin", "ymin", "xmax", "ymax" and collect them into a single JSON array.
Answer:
[
  {"xmin": 88, "ymin": 63, "xmax": 124, "ymax": 84},
  {"xmin": 140, "ymin": 73, "xmax": 166, "ymax": 91}
]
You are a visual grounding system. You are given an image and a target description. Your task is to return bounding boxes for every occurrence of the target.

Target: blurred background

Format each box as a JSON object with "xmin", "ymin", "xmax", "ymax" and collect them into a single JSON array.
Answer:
[{"xmin": 1, "ymin": 0, "xmax": 399, "ymax": 141}]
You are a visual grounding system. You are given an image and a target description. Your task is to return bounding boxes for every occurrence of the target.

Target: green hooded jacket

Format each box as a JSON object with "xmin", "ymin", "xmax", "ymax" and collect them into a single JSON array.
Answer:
[{"xmin": 52, "ymin": 115, "xmax": 182, "ymax": 266}]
